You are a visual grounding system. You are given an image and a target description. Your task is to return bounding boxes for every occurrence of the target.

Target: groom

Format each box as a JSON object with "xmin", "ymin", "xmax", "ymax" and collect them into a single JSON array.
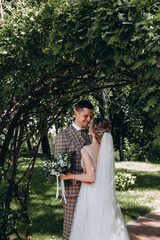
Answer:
[{"xmin": 55, "ymin": 100, "xmax": 93, "ymax": 240}]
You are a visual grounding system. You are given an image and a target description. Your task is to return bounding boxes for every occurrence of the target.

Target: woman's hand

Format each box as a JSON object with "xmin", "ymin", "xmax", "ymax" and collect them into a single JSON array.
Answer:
[{"xmin": 60, "ymin": 173, "xmax": 73, "ymax": 180}]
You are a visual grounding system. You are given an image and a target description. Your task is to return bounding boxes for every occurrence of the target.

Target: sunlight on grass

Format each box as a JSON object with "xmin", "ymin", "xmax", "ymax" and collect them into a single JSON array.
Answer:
[
  {"xmin": 115, "ymin": 163, "xmax": 160, "ymax": 223},
  {"xmin": 116, "ymin": 189, "xmax": 160, "ymax": 223},
  {"xmin": 19, "ymin": 158, "xmax": 160, "ymax": 240},
  {"xmin": 28, "ymin": 161, "xmax": 63, "ymax": 240}
]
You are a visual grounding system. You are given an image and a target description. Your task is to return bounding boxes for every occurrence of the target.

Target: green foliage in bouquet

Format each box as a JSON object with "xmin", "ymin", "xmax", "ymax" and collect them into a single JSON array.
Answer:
[
  {"xmin": 43, "ymin": 151, "xmax": 75, "ymax": 179},
  {"xmin": 115, "ymin": 172, "xmax": 136, "ymax": 191}
]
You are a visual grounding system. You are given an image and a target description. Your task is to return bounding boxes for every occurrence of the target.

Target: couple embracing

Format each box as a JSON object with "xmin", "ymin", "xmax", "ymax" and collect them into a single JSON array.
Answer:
[{"xmin": 55, "ymin": 100, "xmax": 130, "ymax": 240}]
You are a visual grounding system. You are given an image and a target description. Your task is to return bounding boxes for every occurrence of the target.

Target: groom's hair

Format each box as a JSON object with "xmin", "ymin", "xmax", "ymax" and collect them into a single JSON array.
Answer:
[{"xmin": 76, "ymin": 100, "xmax": 93, "ymax": 112}]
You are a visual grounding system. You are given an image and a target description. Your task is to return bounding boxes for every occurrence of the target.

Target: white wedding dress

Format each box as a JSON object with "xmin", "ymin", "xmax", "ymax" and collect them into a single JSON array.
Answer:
[{"xmin": 70, "ymin": 133, "xmax": 130, "ymax": 240}]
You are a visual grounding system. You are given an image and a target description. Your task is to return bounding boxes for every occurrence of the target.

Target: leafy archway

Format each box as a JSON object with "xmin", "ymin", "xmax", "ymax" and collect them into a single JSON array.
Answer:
[{"xmin": 0, "ymin": 0, "xmax": 159, "ymax": 238}]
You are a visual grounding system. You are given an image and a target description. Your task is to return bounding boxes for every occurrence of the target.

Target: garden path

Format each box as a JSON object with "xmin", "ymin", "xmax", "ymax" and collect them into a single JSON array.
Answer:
[
  {"xmin": 115, "ymin": 161, "xmax": 160, "ymax": 172},
  {"xmin": 127, "ymin": 208, "xmax": 160, "ymax": 240},
  {"xmin": 116, "ymin": 161, "xmax": 160, "ymax": 239}
]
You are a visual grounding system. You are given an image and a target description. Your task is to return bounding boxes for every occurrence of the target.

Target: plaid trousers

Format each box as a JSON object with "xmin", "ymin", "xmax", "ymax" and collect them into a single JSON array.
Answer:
[{"xmin": 62, "ymin": 194, "xmax": 79, "ymax": 240}]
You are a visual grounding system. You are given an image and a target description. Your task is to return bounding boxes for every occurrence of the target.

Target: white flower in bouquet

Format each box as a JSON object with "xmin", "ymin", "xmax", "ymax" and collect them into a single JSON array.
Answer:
[
  {"xmin": 51, "ymin": 162, "xmax": 56, "ymax": 168},
  {"xmin": 43, "ymin": 151, "xmax": 75, "ymax": 178},
  {"xmin": 59, "ymin": 160, "xmax": 65, "ymax": 167},
  {"xmin": 50, "ymin": 170, "xmax": 55, "ymax": 175},
  {"xmin": 43, "ymin": 151, "xmax": 75, "ymax": 203}
]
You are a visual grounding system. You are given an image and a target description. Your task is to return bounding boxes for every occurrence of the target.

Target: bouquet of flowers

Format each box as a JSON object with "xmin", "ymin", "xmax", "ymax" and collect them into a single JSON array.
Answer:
[
  {"xmin": 43, "ymin": 151, "xmax": 75, "ymax": 203},
  {"xmin": 44, "ymin": 152, "xmax": 74, "ymax": 177}
]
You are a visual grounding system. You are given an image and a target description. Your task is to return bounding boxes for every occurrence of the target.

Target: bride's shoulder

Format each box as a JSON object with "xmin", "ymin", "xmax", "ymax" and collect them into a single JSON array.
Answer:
[
  {"xmin": 81, "ymin": 145, "xmax": 91, "ymax": 155},
  {"xmin": 81, "ymin": 144, "xmax": 90, "ymax": 151},
  {"xmin": 85, "ymin": 144, "xmax": 92, "ymax": 148}
]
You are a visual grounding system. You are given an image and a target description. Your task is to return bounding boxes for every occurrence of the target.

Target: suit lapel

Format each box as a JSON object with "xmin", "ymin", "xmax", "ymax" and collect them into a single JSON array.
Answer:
[{"xmin": 67, "ymin": 124, "xmax": 86, "ymax": 148}]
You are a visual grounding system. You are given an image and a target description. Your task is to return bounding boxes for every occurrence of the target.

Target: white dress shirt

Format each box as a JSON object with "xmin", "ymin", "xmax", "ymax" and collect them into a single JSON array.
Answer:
[{"xmin": 72, "ymin": 122, "xmax": 81, "ymax": 131}]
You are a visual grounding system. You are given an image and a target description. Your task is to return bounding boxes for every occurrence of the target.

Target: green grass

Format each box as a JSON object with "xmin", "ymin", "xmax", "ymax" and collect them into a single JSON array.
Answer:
[
  {"xmin": 28, "ymin": 158, "xmax": 63, "ymax": 240},
  {"xmin": 115, "ymin": 168, "xmax": 160, "ymax": 223},
  {"xmin": 10, "ymin": 157, "xmax": 160, "ymax": 240}
]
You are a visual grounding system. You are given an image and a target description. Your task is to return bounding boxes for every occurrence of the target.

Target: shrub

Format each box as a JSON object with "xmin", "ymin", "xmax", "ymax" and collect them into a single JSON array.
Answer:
[{"xmin": 115, "ymin": 172, "xmax": 136, "ymax": 191}]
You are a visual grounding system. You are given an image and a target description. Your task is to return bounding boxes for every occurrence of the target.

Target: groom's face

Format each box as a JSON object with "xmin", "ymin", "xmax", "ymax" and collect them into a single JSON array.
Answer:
[{"xmin": 75, "ymin": 108, "xmax": 93, "ymax": 128}]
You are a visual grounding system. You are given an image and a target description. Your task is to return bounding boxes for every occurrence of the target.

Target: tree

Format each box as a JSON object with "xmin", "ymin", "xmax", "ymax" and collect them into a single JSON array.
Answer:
[{"xmin": 107, "ymin": 85, "xmax": 160, "ymax": 162}]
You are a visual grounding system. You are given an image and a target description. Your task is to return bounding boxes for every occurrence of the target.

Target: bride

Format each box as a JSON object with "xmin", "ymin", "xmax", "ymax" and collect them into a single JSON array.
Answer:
[{"xmin": 61, "ymin": 118, "xmax": 130, "ymax": 240}]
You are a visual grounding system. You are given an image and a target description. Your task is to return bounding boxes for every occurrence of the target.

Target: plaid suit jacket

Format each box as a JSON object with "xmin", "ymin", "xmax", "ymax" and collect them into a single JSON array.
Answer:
[{"xmin": 55, "ymin": 124, "xmax": 90, "ymax": 197}]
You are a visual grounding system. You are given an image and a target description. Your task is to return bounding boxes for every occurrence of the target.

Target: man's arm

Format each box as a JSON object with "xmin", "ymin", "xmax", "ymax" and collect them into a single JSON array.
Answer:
[{"xmin": 54, "ymin": 132, "xmax": 67, "ymax": 155}]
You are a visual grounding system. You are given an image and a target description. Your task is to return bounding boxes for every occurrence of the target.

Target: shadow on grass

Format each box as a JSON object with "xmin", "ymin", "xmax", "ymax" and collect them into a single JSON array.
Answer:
[
  {"xmin": 29, "ymin": 204, "xmax": 63, "ymax": 237},
  {"xmin": 28, "ymin": 164, "xmax": 63, "ymax": 238},
  {"xmin": 28, "ymin": 158, "xmax": 159, "ymax": 237},
  {"xmin": 135, "ymin": 172, "xmax": 160, "ymax": 190},
  {"xmin": 122, "ymin": 205, "xmax": 151, "ymax": 222}
]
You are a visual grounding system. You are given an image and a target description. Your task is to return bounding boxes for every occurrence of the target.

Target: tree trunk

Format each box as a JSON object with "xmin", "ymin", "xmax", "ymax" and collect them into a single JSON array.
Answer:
[
  {"xmin": 118, "ymin": 111, "xmax": 124, "ymax": 161},
  {"xmin": 0, "ymin": 0, "xmax": 3, "ymax": 20},
  {"xmin": 119, "ymin": 133, "xmax": 124, "ymax": 161},
  {"xmin": 27, "ymin": 140, "xmax": 32, "ymax": 152},
  {"xmin": 95, "ymin": 95, "xmax": 105, "ymax": 118},
  {"xmin": 102, "ymin": 89, "xmax": 110, "ymax": 120},
  {"xmin": 24, "ymin": 124, "xmax": 33, "ymax": 152},
  {"xmin": 0, "ymin": 107, "xmax": 25, "ymax": 170},
  {"xmin": 94, "ymin": 89, "xmax": 111, "ymax": 118},
  {"xmin": 41, "ymin": 134, "xmax": 51, "ymax": 156}
]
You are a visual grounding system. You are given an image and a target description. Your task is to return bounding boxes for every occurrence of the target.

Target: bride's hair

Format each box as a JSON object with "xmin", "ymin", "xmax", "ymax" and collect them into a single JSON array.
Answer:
[{"xmin": 91, "ymin": 118, "xmax": 112, "ymax": 144}]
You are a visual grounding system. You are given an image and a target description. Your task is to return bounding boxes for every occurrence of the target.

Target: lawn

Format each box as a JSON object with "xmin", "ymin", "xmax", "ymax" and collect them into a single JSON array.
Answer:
[
  {"xmin": 14, "ymin": 158, "xmax": 160, "ymax": 240},
  {"xmin": 115, "ymin": 161, "xmax": 160, "ymax": 223}
]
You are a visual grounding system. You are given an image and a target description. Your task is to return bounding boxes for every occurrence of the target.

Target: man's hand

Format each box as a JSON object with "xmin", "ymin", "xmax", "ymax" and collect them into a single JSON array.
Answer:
[{"xmin": 81, "ymin": 181, "xmax": 95, "ymax": 185}]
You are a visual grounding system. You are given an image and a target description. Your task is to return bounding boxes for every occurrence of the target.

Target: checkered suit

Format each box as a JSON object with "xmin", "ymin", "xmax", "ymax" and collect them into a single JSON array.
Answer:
[{"xmin": 55, "ymin": 124, "xmax": 90, "ymax": 240}]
